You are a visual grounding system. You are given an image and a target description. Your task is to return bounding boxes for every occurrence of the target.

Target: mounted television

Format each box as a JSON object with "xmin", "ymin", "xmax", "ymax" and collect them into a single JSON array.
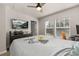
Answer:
[
  {"xmin": 11, "ymin": 19, "xmax": 28, "ymax": 29},
  {"xmin": 76, "ymin": 25, "xmax": 79, "ymax": 34}
]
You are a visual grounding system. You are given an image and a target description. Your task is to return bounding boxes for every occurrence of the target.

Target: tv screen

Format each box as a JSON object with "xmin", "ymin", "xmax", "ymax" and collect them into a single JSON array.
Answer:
[
  {"xmin": 11, "ymin": 19, "xmax": 28, "ymax": 29},
  {"xmin": 76, "ymin": 25, "xmax": 79, "ymax": 34}
]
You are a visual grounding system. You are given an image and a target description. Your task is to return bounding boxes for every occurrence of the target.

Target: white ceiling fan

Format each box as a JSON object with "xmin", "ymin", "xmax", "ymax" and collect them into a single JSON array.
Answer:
[{"xmin": 27, "ymin": 3, "xmax": 45, "ymax": 12}]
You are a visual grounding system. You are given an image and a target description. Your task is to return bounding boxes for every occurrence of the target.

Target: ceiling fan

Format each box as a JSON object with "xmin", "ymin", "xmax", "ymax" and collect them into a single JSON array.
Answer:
[{"xmin": 27, "ymin": 3, "xmax": 45, "ymax": 12}]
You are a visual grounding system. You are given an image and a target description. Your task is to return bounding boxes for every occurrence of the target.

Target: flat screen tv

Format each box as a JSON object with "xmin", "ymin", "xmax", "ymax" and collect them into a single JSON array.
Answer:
[
  {"xmin": 76, "ymin": 25, "xmax": 79, "ymax": 34},
  {"xmin": 11, "ymin": 19, "xmax": 28, "ymax": 29}
]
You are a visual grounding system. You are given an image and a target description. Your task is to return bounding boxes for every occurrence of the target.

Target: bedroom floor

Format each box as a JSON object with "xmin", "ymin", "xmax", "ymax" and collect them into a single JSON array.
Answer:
[{"xmin": 0, "ymin": 52, "xmax": 10, "ymax": 56}]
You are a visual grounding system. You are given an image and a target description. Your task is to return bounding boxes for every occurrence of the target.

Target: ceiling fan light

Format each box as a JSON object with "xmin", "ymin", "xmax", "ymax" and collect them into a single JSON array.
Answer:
[{"xmin": 36, "ymin": 7, "xmax": 42, "ymax": 11}]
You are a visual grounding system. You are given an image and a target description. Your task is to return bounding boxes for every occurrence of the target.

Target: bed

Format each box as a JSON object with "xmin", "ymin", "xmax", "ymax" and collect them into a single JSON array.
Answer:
[{"xmin": 10, "ymin": 36, "xmax": 75, "ymax": 56}]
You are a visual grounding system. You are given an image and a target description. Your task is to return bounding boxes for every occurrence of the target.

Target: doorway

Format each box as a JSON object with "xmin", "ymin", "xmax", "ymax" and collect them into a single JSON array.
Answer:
[{"xmin": 31, "ymin": 21, "xmax": 37, "ymax": 35}]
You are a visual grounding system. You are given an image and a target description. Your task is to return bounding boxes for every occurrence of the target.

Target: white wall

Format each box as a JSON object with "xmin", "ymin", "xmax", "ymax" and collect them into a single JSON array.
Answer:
[
  {"xmin": 0, "ymin": 4, "xmax": 38, "ymax": 53},
  {"xmin": 5, "ymin": 6, "xmax": 38, "ymax": 50},
  {"xmin": 5, "ymin": 6, "xmax": 38, "ymax": 33},
  {"xmin": 39, "ymin": 5, "xmax": 79, "ymax": 35},
  {"xmin": 0, "ymin": 4, "xmax": 6, "ymax": 53}
]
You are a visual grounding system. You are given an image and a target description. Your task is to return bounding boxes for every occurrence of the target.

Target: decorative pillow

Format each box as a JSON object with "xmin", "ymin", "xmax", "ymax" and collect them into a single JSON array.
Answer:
[
  {"xmin": 71, "ymin": 42, "xmax": 79, "ymax": 56},
  {"xmin": 39, "ymin": 40, "xmax": 48, "ymax": 44},
  {"xmin": 36, "ymin": 35, "xmax": 45, "ymax": 40}
]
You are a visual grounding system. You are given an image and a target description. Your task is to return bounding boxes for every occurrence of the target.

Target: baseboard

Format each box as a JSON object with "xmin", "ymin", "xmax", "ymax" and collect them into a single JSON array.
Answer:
[{"xmin": 0, "ymin": 50, "xmax": 7, "ymax": 55}]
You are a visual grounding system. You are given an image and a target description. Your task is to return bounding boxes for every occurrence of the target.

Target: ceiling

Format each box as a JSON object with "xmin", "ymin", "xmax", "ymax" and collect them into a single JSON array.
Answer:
[{"xmin": 6, "ymin": 3, "xmax": 79, "ymax": 18}]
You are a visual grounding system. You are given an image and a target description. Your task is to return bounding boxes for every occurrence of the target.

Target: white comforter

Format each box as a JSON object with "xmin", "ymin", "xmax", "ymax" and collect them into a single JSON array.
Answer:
[{"xmin": 10, "ymin": 37, "xmax": 74, "ymax": 56}]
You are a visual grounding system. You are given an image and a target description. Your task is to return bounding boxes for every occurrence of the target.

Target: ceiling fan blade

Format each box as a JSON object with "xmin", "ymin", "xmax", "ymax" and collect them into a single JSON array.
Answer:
[
  {"xmin": 40, "ymin": 3, "xmax": 45, "ymax": 6},
  {"xmin": 27, "ymin": 6, "xmax": 36, "ymax": 8}
]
